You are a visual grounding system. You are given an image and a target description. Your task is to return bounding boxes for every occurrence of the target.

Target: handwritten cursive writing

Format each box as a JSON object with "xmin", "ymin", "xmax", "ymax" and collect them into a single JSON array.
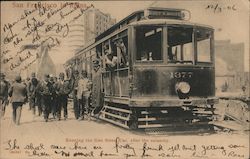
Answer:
[
  {"xmin": 1, "ymin": 1, "xmax": 94, "ymax": 72},
  {"xmin": 69, "ymin": 142, "xmax": 87, "ymax": 150},
  {"xmin": 73, "ymin": 151, "xmax": 94, "ymax": 157},
  {"xmin": 5, "ymin": 139, "xmax": 20, "ymax": 150},
  {"xmin": 24, "ymin": 143, "xmax": 45, "ymax": 150},
  {"xmin": 28, "ymin": 150, "xmax": 50, "ymax": 157},
  {"xmin": 54, "ymin": 150, "xmax": 70, "ymax": 157},
  {"xmin": 3, "ymin": 138, "xmax": 248, "ymax": 159},
  {"xmin": 205, "ymin": 3, "xmax": 236, "ymax": 13},
  {"xmin": 201, "ymin": 145, "xmax": 227, "ymax": 156}
]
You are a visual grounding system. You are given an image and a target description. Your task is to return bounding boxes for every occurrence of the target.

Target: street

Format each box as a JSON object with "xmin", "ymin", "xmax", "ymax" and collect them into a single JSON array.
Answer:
[{"xmin": 0, "ymin": 102, "xmax": 249, "ymax": 159}]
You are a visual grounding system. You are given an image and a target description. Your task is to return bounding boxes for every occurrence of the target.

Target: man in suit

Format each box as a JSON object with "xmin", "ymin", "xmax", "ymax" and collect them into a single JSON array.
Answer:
[
  {"xmin": 28, "ymin": 72, "xmax": 39, "ymax": 116},
  {"xmin": 55, "ymin": 72, "xmax": 71, "ymax": 120},
  {"xmin": 25, "ymin": 77, "xmax": 31, "ymax": 110},
  {"xmin": 37, "ymin": 74, "xmax": 53, "ymax": 122},
  {"xmin": 0, "ymin": 73, "xmax": 9, "ymax": 118},
  {"xmin": 8, "ymin": 75, "xmax": 28, "ymax": 125},
  {"xmin": 73, "ymin": 70, "xmax": 80, "ymax": 119},
  {"xmin": 49, "ymin": 75, "xmax": 57, "ymax": 119},
  {"xmin": 77, "ymin": 70, "xmax": 91, "ymax": 120}
]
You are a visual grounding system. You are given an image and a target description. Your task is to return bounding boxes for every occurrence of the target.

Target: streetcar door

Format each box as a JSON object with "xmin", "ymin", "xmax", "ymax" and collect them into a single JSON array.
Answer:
[{"xmin": 92, "ymin": 44, "xmax": 104, "ymax": 112}]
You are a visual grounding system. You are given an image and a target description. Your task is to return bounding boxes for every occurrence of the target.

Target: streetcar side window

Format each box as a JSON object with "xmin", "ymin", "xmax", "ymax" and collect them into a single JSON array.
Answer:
[
  {"xmin": 103, "ymin": 39, "xmax": 118, "ymax": 70},
  {"xmin": 196, "ymin": 28, "xmax": 212, "ymax": 63},
  {"xmin": 136, "ymin": 26, "xmax": 163, "ymax": 61},
  {"xmin": 96, "ymin": 44, "xmax": 102, "ymax": 59},
  {"xmin": 104, "ymin": 30, "xmax": 128, "ymax": 70},
  {"xmin": 114, "ymin": 36, "xmax": 128, "ymax": 68}
]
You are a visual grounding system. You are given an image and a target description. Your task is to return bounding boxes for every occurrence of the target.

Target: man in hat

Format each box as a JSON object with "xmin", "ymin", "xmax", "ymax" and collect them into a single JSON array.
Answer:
[
  {"xmin": 55, "ymin": 72, "xmax": 71, "ymax": 120},
  {"xmin": 71, "ymin": 70, "xmax": 79, "ymax": 119},
  {"xmin": 37, "ymin": 74, "xmax": 53, "ymax": 122},
  {"xmin": 28, "ymin": 72, "xmax": 40, "ymax": 116},
  {"xmin": 0, "ymin": 73, "xmax": 9, "ymax": 118},
  {"xmin": 91, "ymin": 59, "xmax": 103, "ymax": 115},
  {"xmin": 105, "ymin": 52, "xmax": 118, "ymax": 69},
  {"xmin": 76, "ymin": 70, "xmax": 91, "ymax": 120},
  {"xmin": 25, "ymin": 77, "xmax": 30, "ymax": 88},
  {"xmin": 33, "ymin": 73, "xmax": 43, "ymax": 116},
  {"xmin": 8, "ymin": 75, "xmax": 28, "ymax": 125},
  {"xmin": 49, "ymin": 74, "xmax": 57, "ymax": 119}
]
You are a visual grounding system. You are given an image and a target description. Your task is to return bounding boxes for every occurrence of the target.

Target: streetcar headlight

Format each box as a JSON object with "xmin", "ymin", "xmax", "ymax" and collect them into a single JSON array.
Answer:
[{"xmin": 176, "ymin": 82, "xmax": 191, "ymax": 94}]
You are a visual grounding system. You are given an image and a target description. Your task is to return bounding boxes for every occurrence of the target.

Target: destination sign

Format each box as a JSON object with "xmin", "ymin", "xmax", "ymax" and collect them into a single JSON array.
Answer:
[{"xmin": 145, "ymin": 8, "xmax": 190, "ymax": 20}]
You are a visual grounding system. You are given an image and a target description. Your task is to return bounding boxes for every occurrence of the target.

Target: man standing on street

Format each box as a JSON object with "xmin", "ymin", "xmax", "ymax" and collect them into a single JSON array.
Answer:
[
  {"xmin": 55, "ymin": 72, "xmax": 71, "ymax": 120},
  {"xmin": 25, "ymin": 77, "xmax": 31, "ymax": 110},
  {"xmin": 77, "ymin": 70, "xmax": 91, "ymax": 120},
  {"xmin": 8, "ymin": 75, "xmax": 28, "ymax": 125},
  {"xmin": 0, "ymin": 73, "xmax": 9, "ymax": 118},
  {"xmin": 49, "ymin": 75, "xmax": 57, "ymax": 119},
  {"xmin": 28, "ymin": 72, "xmax": 39, "ymax": 116},
  {"xmin": 37, "ymin": 74, "xmax": 53, "ymax": 122},
  {"xmin": 73, "ymin": 70, "xmax": 80, "ymax": 119}
]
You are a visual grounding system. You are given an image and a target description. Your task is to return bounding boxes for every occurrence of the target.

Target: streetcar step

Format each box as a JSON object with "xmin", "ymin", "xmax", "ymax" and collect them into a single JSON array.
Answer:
[
  {"xmin": 101, "ymin": 111, "xmax": 130, "ymax": 121},
  {"xmin": 138, "ymin": 122, "xmax": 211, "ymax": 128},
  {"xmin": 103, "ymin": 105, "xmax": 132, "ymax": 114},
  {"xmin": 99, "ymin": 115, "xmax": 129, "ymax": 129}
]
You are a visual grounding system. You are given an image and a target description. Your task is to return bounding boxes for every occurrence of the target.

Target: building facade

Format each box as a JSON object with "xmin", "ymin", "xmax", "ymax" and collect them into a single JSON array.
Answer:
[
  {"xmin": 84, "ymin": 8, "xmax": 116, "ymax": 44},
  {"xmin": 215, "ymin": 40, "xmax": 247, "ymax": 93},
  {"xmin": 215, "ymin": 40, "xmax": 244, "ymax": 74}
]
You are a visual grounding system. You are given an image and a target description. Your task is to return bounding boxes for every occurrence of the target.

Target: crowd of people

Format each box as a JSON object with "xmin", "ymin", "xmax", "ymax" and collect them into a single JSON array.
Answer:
[{"xmin": 0, "ymin": 70, "xmax": 92, "ymax": 125}]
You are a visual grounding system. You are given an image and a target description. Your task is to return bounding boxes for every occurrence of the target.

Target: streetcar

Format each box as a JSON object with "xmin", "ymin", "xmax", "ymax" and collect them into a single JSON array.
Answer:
[{"xmin": 65, "ymin": 7, "xmax": 219, "ymax": 129}]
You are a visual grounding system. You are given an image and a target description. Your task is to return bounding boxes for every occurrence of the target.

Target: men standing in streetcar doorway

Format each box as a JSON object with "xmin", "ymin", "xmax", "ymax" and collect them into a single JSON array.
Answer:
[
  {"xmin": 55, "ymin": 72, "xmax": 71, "ymax": 120},
  {"xmin": 8, "ymin": 75, "xmax": 28, "ymax": 125},
  {"xmin": 37, "ymin": 74, "xmax": 53, "ymax": 122},
  {"xmin": 77, "ymin": 70, "xmax": 91, "ymax": 120}
]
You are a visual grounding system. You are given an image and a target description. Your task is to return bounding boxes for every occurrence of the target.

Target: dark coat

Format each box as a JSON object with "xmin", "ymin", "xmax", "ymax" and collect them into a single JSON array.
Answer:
[
  {"xmin": 9, "ymin": 82, "xmax": 28, "ymax": 103},
  {"xmin": 0, "ymin": 79, "xmax": 9, "ymax": 100},
  {"xmin": 37, "ymin": 81, "xmax": 53, "ymax": 96},
  {"xmin": 55, "ymin": 80, "xmax": 71, "ymax": 96},
  {"xmin": 28, "ymin": 77, "xmax": 39, "ymax": 97}
]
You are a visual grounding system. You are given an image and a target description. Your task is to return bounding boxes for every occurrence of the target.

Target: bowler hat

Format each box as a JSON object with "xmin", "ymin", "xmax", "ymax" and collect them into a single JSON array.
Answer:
[
  {"xmin": 44, "ymin": 74, "xmax": 50, "ymax": 78},
  {"xmin": 0, "ymin": 72, "xmax": 5, "ymax": 77},
  {"xmin": 15, "ymin": 75, "xmax": 22, "ymax": 82},
  {"xmin": 31, "ymin": 72, "xmax": 36, "ymax": 77},
  {"xmin": 59, "ymin": 72, "xmax": 65, "ymax": 77}
]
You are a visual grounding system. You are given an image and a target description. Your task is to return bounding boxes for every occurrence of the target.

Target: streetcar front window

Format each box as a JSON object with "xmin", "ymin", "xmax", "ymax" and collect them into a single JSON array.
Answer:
[
  {"xmin": 167, "ymin": 26, "xmax": 193, "ymax": 64},
  {"xmin": 196, "ymin": 27, "xmax": 212, "ymax": 63},
  {"xmin": 136, "ymin": 26, "xmax": 163, "ymax": 61}
]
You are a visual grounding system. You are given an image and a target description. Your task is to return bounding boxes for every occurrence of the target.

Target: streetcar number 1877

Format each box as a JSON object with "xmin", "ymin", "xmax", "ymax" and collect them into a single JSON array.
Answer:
[{"xmin": 170, "ymin": 72, "xmax": 193, "ymax": 79}]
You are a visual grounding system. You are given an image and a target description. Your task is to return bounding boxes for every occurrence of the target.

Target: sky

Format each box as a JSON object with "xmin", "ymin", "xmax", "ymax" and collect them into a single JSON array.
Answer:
[{"xmin": 1, "ymin": 0, "xmax": 249, "ymax": 72}]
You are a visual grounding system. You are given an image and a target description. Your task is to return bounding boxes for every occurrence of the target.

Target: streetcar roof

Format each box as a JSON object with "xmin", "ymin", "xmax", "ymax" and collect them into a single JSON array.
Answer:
[
  {"xmin": 95, "ymin": 7, "xmax": 213, "ymax": 41},
  {"xmin": 130, "ymin": 19, "xmax": 213, "ymax": 29}
]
